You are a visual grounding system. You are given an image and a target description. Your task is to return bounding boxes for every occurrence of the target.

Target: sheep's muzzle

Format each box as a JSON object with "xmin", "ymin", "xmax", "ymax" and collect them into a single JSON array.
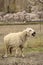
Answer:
[{"xmin": 32, "ymin": 32, "xmax": 36, "ymax": 37}]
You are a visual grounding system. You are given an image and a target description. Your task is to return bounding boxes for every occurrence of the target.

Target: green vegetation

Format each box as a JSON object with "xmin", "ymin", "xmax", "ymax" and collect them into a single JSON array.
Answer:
[
  {"xmin": 24, "ymin": 47, "xmax": 43, "ymax": 53},
  {"xmin": 23, "ymin": 33, "xmax": 43, "ymax": 53},
  {"xmin": 0, "ymin": 21, "xmax": 43, "ymax": 25}
]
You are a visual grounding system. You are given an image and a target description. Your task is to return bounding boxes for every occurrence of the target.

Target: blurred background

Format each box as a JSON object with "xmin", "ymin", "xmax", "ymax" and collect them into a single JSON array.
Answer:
[{"xmin": 0, "ymin": 0, "xmax": 43, "ymax": 12}]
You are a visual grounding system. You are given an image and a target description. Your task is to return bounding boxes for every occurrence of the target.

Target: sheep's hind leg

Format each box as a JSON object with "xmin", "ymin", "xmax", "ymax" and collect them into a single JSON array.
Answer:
[
  {"xmin": 3, "ymin": 46, "xmax": 8, "ymax": 58},
  {"xmin": 19, "ymin": 45, "xmax": 24, "ymax": 57}
]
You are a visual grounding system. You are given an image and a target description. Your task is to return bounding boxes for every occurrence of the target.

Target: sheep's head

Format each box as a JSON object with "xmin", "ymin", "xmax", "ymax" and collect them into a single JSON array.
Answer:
[{"xmin": 25, "ymin": 28, "xmax": 36, "ymax": 37}]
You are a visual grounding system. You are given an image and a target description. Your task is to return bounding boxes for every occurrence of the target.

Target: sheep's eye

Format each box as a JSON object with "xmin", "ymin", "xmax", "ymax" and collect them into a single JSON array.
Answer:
[{"xmin": 29, "ymin": 30, "xmax": 31, "ymax": 32}]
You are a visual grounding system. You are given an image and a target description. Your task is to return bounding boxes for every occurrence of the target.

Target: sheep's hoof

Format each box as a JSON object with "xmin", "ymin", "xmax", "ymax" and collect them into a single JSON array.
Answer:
[
  {"xmin": 15, "ymin": 54, "xmax": 18, "ymax": 58},
  {"xmin": 22, "ymin": 54, "xmax": 25, "ymax": 58},
  {"xmin": 2, "ymin": 54, "xmax": 8, "ymax": 58}
]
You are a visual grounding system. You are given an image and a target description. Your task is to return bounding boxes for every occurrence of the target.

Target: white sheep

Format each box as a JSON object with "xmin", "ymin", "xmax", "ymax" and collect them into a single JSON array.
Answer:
[
  {"xmin": 30, "ymin": 13, "xmax": 39, "ymax": 21},
  {"xmin": 25, "ymin": 13, "xmax": 30, "ymax": 21},
  {"xmin": 3, "ymin": 28, "xmax": 36, "ymax": 58},
  {"xmin": 13, "ymin": 13, "xmax": 19, "ymax": 21},
  {"xmin": 16, "ymin": 11, "xmax": 26, "ymax": 22},
  {"xmin": 0, "ymin": 16, "xmax": 3, "ymax": 21},
  {"xmin": 3, "ymin": 13, "xmax": 13, "ymax": 21}
]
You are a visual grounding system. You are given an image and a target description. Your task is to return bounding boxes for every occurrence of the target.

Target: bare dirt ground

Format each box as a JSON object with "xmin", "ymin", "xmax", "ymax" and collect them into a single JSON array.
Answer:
[
  {"xmin": 0, "ymin": 24, "xmax": 43, "ymax": 65},
  {"xmin": 0, "ymin": 52, "xmax": 43, "ymax": 65}
]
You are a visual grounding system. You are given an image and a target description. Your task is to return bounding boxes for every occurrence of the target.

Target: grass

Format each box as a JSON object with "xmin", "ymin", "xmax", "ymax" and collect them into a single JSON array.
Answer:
[
  {"xmin": 0, "ymin": 21, "xmax": 43, "ymax": 25},
  {"xmin": 24, "ymin": 47, "xmax": 43, "ymax": 53},
  {"xmin": 23, "ymin": 33, "xmax": 43, "ymax": 53},
  {"xmin": 25, "ymin": 35, "xmax": 43, "ymax": 47}
]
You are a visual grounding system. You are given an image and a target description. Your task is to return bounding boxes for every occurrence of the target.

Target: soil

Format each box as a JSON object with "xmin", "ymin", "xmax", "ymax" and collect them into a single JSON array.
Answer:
[{"xmin": 0, "ymin": 52, "xmax": 43, "ymax": 65}]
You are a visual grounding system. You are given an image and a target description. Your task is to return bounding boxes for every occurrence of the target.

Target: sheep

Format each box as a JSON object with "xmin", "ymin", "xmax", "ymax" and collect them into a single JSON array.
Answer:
[
  {"xmin": 25, "ymin": 13, "xmax": 39, "ymax": 22},
  {"xmin": 16, "ymin": 11, "xmax": 26, "ymax": 22},
  {"xmin": 3, "ymin": 28, "xmax": 36, "ymax": 58},
  {"xmin": 0, "ymin": 16, "xmax": 3, "ymax": 21},
  {"xmin": 13, "ymin": 13, "xmax": 19, "ymax": 22},
  {"xmin": 3, "ymin": 13, "xmax": 13, "ymax": 21},
  {"xmin": 30, "ymin": 13, "xmax": 39, "ymax": 21},
  {"xmin": 25, "ymin": 13, "xmax": 30, "ymax": 22}
]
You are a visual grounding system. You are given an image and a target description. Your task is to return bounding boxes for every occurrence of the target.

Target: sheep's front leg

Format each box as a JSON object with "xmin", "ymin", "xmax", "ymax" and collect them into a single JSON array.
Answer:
[
  {"xmin": 15, "ymin": 45, "xmax": 24, "ymax": 57},
  {"xmin": 15, "ymin": 47, "xmax": 22, "ymax": 57},
  {"xmin": 22, "ymin": 48, "xmax": 24, "ymax": 57},
  {"xmin": 3, "ymin": 46, "xmax": 8, "ymax": 58}
]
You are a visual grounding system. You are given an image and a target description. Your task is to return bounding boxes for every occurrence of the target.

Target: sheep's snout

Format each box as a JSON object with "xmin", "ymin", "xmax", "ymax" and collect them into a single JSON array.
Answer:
[{"xmin": 32, "ymin": 32, "xmax": 36, "ymax": 37}]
